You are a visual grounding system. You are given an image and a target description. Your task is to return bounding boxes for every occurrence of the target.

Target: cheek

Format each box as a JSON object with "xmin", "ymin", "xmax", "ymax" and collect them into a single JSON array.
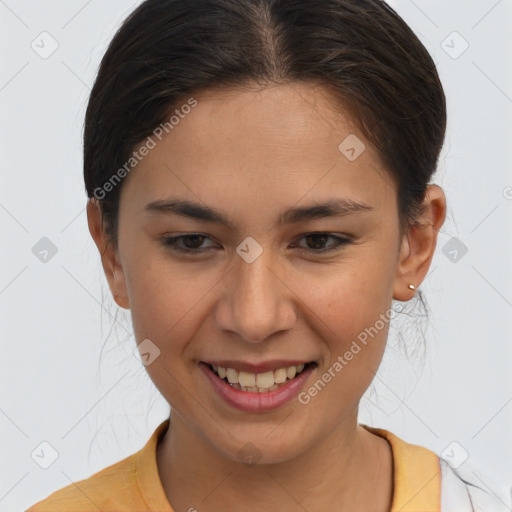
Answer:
[
  {"xmin": 303, "ymin": 278, "xmax": 392, "ymax": 414},
  {"xmin": 122, "ymin": 260, "xmax": 210, "ymax": 409},
  {"xmin": 305, "ymin": 256, "xmax": 394, "ymax": 333},
  {"xmin": 314, "ymin": 285, "xmax": 390, "ymax": 378},
  {"xmin": 123, "ymin": 256, "xmax": 207, "ymax": 346},
  {"xmin": 300, "ymin": 254, "xmax": 395, "ymax": 389}
]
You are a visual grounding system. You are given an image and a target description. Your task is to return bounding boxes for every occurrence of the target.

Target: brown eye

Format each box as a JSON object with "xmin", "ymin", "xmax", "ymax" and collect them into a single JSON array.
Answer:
[
  {"xmin": 294, "ymin": 233, "xmax": 352, "ymax": 253},
  {"xmin": 180, "ymin": 235, "xmax": 206, "ymax": 249},
  {"xmin": 161, "ymin": 234, "xmax": 217, "ymax": 253}
]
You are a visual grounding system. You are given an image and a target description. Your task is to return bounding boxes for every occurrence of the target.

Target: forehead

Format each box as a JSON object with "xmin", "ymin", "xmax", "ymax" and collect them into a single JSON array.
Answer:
[{"xmin": 120, "ymin": 82, "xmax": 395, "ymax": 217}]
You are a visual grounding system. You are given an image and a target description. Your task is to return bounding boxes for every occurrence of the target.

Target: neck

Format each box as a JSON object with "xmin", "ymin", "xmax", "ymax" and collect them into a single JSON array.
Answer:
[{"xmin": 156, "ymin": 409, "xmax": 393, "ymax": 512}]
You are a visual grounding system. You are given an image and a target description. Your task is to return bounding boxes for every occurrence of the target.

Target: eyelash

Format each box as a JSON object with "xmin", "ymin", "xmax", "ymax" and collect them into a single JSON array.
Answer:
[{"xmin": 161, "ymin": 232, "xmax": 353, "ymax": 255}]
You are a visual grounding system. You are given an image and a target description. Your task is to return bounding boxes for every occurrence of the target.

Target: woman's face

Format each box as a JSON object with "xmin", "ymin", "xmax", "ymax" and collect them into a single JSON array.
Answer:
[{"xmin": 92, "ymin": 81, "xmax": 439, "ymax": 464}]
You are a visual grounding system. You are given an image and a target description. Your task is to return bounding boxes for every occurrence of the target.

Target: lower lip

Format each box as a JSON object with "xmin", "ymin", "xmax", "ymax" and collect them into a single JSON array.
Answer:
[{"xmin": 199, "ymin": 362, "xmax": 316, "ymax": 413}]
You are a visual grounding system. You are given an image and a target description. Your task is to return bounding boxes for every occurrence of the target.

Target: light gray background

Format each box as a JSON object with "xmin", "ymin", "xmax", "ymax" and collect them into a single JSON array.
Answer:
[{"xmin": 1, "ymin": 0, "xmax": 511, "ymax": 510}]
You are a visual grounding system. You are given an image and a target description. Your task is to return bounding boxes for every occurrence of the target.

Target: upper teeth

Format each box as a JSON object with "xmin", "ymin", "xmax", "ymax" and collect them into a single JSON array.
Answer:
[{"xmin": 212, "ymin": 363, "xmax": 306, "ymax": 391}]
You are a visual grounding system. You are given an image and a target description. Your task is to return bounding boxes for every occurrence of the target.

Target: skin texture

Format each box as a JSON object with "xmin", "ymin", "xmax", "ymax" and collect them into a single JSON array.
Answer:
[{"xmin": 88, "ymin": 81, "xmax": 446, "ymax": 512}]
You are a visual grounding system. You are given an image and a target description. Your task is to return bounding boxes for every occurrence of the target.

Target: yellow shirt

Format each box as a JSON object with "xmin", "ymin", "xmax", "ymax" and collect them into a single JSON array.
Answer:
[{"xmin": 26, "ymin": 420, "xmax": 441, "ymax": 512}]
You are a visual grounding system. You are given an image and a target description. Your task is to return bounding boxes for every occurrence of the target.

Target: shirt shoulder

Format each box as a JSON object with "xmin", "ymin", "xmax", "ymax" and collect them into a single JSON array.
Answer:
[
  {"xmin": 361, "ymin": 424, "xmax": 442, "ymax": 511},
  {"xmin": 25, "ymin": 419, "xmax": 173, "ymax": 512},
  {"xmin": 25, "ymin": 451, "xmax": 145, "ymax": 512},
  {"xmin": 362, "ymin": 424, "xmax": 511, "ymax": 512}
]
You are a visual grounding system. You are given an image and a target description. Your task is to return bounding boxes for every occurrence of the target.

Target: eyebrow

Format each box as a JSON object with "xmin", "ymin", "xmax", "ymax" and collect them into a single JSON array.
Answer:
[{"xmin": 144, "ymin": 197, "xmax": 374, "ymax": 228}]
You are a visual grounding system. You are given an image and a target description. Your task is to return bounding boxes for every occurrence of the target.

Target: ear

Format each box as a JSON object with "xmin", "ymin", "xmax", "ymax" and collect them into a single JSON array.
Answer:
[
  {"xmin": 87, "ymin": 198, "xmax": 130, "ymax": 309},
  {"xmin": 393, "ymin": 184, "xmax": 447, "ymax": 301}
]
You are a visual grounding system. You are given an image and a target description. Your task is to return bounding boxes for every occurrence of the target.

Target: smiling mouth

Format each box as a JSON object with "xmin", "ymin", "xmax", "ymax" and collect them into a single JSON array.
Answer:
[{"xmin": 205, "ymin": 361, "xmax": 317, "ymax": 393}]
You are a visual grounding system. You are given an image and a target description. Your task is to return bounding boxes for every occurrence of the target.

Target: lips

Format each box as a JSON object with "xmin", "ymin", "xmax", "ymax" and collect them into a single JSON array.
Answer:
[{"xmin": 198, "ymin": 360, "xmax": 318, "ymax": 412}]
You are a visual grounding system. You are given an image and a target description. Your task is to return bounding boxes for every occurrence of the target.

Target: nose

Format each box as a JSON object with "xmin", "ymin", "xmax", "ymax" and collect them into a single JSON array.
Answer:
[{"xmin": 214, "ymin": 247, "xmax": 297, "ymax": 343}]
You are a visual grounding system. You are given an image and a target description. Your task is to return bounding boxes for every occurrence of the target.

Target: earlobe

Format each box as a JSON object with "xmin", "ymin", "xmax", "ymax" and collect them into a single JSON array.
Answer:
[
  {"xmin": 86, "ymin": 199, "xmax": 130, "ymax": 310},
  {"xmin": 110, "ymin": 266, "xmax": 130, "ymax": 310},
  {"xmin": 392, "ymin": 184, "xmax": 447, "ymax": 301},
  {"xmin": 392, "ymin": 232, "xmax": 416, "ymax": 301}
]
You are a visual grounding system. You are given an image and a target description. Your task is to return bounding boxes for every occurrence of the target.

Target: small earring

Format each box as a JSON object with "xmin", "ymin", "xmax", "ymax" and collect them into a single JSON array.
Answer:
[{"xmin": 408, "ymin": 284, "xmax": 416, "ymax": 290}]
